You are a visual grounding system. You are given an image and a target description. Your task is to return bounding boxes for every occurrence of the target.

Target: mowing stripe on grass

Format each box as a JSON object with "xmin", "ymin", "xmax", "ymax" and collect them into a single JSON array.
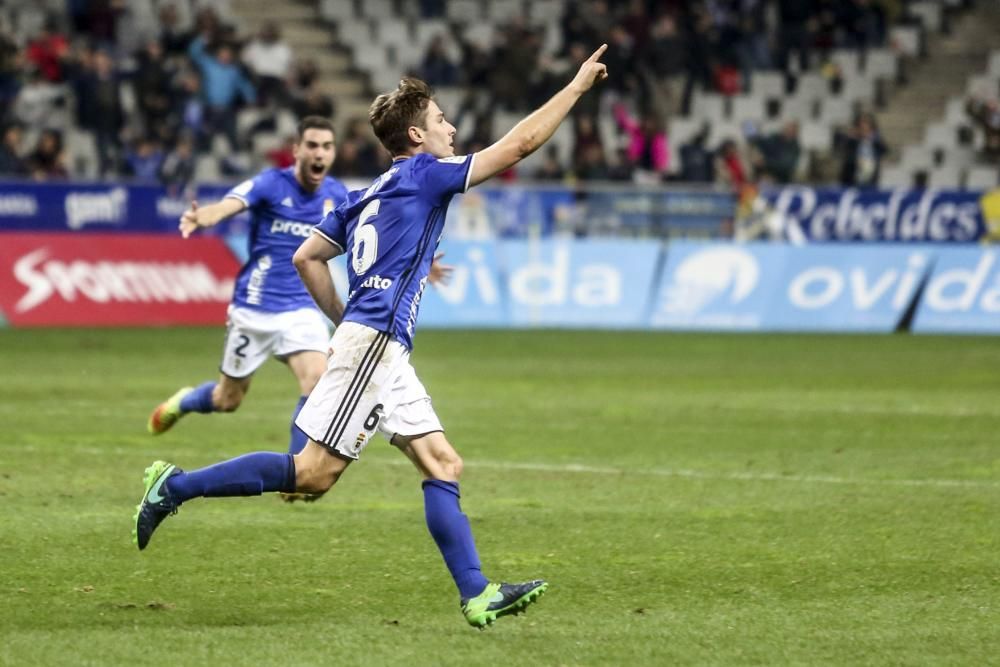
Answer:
[{"xmin": 382, "ymin": 458, "xmax": 1000, "ymax": 489}]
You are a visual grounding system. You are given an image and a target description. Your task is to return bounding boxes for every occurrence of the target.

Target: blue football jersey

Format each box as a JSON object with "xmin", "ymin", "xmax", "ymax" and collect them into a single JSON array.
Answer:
[
  {"xmin": 313, "ymin": 152, "xmax": 474, "ymax": 349},
  {"xmin": 226, "ymin": 167, "xmax": 348, "ymax": 312}
]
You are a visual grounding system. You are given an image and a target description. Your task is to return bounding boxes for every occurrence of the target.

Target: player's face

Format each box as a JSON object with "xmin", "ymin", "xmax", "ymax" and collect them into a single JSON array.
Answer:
[
  {"xmin": 294, "ymin": 128, "xmax": 336, "ymax": 190},
  {"xmin": 420, "ymin": 100, "xmax": 457, "ymax": 158}
]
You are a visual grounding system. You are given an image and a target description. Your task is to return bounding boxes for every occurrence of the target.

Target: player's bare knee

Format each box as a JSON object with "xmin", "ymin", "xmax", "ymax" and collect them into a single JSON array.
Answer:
[
  {"xmin": 211, "ymin": 384, "xmax": 245, "ymax": 412},
  {"xmin": 293, "ymin": 443, "xmax": 348, "ymax": 493},
  {"xmin": 294, "ymin": 457, "xmax": 332, "ymax": 493},
  {"xmin": 214, "ymin": 394, "xmax": 243, "ymax": 412},
  {"xmin": 451, "ymin": 454, "xmax": 464, "ymax": 479},
  {"xmin": 439, "ymin": 451, "xmax": 463, "ymax": 480}
]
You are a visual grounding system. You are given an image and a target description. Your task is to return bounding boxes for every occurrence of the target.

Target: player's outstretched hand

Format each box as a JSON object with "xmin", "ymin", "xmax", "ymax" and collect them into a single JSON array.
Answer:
[
  {"xmin": 429, "ymin": 251, "xmax": 454, "ymax": 286},
  {"xmin": 179, "ymin": 200, "xmax": 200, "ymax": 238},
  {"xmin": 570, "ymin": 44, "xmax": 609, "ymax": 95}
]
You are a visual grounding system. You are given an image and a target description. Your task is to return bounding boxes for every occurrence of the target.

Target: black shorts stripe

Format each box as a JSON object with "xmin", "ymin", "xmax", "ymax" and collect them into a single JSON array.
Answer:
[
  {"xmin": 321, "ymin": 330, "xmax": 387, "ymax": 445},
  {"xmin": 320, "ymin": 330, "xmax": 390, "ymax": 448}
]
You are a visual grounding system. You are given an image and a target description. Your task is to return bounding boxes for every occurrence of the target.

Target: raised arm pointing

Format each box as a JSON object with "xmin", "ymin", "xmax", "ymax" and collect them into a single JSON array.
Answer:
[{"xmin": 467, "ymin": 44, "xmax": 608, "ymax": 188}]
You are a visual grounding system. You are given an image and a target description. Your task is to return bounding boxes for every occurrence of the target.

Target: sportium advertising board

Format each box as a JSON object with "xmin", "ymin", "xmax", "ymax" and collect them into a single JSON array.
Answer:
[{"xmin": 0, "ymin": 233, "xmax": 238, "ymax": 326}]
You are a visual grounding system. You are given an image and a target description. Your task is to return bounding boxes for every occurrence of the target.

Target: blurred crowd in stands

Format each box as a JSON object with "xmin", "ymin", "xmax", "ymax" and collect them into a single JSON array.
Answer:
[
  {"xmin": 0, "ymin": 0, "xmax": 987, "ymax": 192},
  {"xmin": 406, "ymin": 0, "xmax": 904, "ymax": 189}
]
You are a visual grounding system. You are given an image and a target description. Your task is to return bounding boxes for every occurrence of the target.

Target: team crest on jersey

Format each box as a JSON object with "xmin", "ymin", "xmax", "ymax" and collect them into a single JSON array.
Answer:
[
  {"xmin": 353, "ymin": 432, "xmax": 367, "ymax": 452},
  {"xmin": 437, "ymin": 155, "xmax": 468, "ymax": 164},
  {"xmin": 323, "ymin": 199, "xmax": 334, "ymax": 216}
]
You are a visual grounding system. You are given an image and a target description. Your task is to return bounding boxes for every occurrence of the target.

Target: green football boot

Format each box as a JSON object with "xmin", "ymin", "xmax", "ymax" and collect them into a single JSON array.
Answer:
[
  {"xmin": 147, "ymin": 387, "xmax": 193, "ymax": 435},
  {"xmin": 132, "ymin": 460, "xmax": 181, "ymax": 550},
  {"xmin": 461, "ymin": 580, "xmax": 549, "ymax": 628}
]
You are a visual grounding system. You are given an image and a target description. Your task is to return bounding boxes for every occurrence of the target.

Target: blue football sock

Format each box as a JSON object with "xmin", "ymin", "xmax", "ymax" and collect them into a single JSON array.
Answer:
[
  {"xmin": 179, "ymin": 381, "xmax": 217, "ymax": 414},
  {"xmin": 288, "ymin": 396, "xmax": 308, "ymax": 455},
  {"xmin": 165, "ymin": 452, "xmax": 296, "ymax": 503},
  {"xmin": 423, "ymin": 480, "xmax": 489, "ymax": 599}
]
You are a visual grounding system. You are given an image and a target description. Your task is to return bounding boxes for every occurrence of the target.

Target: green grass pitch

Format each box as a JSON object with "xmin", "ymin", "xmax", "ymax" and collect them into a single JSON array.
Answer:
[{"xmin": 0, "ymin": 327, "xmax": 997, "ymax": 666}]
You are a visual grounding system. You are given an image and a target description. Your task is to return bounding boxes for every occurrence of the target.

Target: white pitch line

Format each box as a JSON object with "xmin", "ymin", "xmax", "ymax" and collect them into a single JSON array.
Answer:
[
  {"xmin": 41, "ymin": 446, "xmax": 999, "ymax": 491},
  {"xmin": 380, "ymin": 458, "xmax": 1000, "ymax": 490}
]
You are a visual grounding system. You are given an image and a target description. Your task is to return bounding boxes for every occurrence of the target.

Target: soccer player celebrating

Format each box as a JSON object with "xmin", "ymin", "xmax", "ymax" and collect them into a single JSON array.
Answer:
[
  {"xmin": 146, "ymin": 116, "xmax": 347, "ymax": 465},
  {"xmin": 133, "ymin": 45, "xmax": 609, "ymax": 628}
]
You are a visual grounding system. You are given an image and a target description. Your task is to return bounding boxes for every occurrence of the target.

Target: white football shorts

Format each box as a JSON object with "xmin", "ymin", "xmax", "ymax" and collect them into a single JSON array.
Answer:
[
  {"xmin": 220, "ymin": 305, "xmax": 331, "ymax": 378},
  {"xmin": 295, "ymin": 321, "xmax": 443, "ymax": 460}
]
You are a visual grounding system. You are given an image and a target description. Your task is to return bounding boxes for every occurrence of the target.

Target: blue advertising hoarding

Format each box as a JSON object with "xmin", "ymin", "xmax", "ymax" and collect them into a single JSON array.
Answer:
[
  {"xmin": 766, "ymin": 245, "xmax": 935, "ymax": 331},
  {"xmin": 417, "ymin": 242, "xmax": 507, "ymax": 328},
  {"xmin": 650, "ymin": 242, "xmax": 936, "ymax": 332},
  {"xmin": 912, "ymin": 248, "xmax": 1000, "ymax": 334},
  {"xmin": 443, "ymin": 186, "xmax": 735, "ymax": 239},
  {"xmin": 0, "ymin": 182, "xmax": 248, "ymax": 235},
  {"xmin": 650, "ymin": 243, "xmax": 789, "ymax": 330},
  {"xmin": 500, "ymin": 239, "xmax": 660, "ymax": 327},
  {"xmin": 760, "ymin": 186, "xmax": 991, "ymax": 242}
]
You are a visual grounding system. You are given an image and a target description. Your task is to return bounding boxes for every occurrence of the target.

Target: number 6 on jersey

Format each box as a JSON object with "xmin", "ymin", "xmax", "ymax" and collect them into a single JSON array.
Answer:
[{"xmin": 352, "ymin": 199, "xmax": 380, "ymax": 275}]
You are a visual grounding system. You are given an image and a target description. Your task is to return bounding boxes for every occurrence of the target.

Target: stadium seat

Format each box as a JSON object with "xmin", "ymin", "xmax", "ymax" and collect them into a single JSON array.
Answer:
[
  {"xmin": 413, "ymin": 19, "xmax": 452, "ymax": 53},
  {"xmin": 923, "ymin": 121, "xmax": 957, "ymax": 149},
  {"xmin": 799, "ymin": 122, "xmax": 833, "ymax": 152},
  {"xmin": 338, "ymin": 20, "xmax": 374, "ymax": 49},
  {"xmin": 944, "ymin": 97, "xmax": 968, "ymax": 126},
  {"xmin": 708, "ymin": 121, "xmax": 743, "ymax": 149},
  {"xmin": 730, "ymin": 95, "xmax": 766, "ymax": 123},
  {"xmin": 988, "ymin": 50, "xmax": 1000, "ymax": 78},
  {"xmin": 780, "ymin": 95, "xmax": 815, "ymax": 122},
  {"xmin": 927, "ymin": 164, "xmax": 963, "ymax": 188},
  {"xmin": 487, "ymin": 0, "xmax": 523, "ymax": 22},
  {"xmin": 377, "ymin": 19, "xmax": 411, "ymax": 47},
  {"xmin": 817, "ymin": 97, "xmax": 854, "ymax": 127},
  {"xmin": 900, "ymin": 144, "xmax": 937, "ymax": 171},
  {"xmin": 352, "ymin": 42, "xmax": 390, "ymax": 75},
  {"xmin": 691, "ymin": 93, "xmax": 726, "ymax": 124},
  {"xmin": 966, "ymin": 165, "xmax": 1000, "ymax": 189},
  {"xmin": 194, "ymin": 156, "xmax": 221, "ymax": 183},
  {"xmin": 668, "ymin": 118, "xmax": 705, "ymax": 148},
  {"xmin": 879, "ymin": 165, "xmax": 914, "ymax": 188},
  {"xmin": 251, "ymin": 132, "xmax": 283, "ymax": 155},
  {"xmin": 433, "ymin": 86, "xmax": 465, "ymax": 116},
  {"xmin": 889, "ymin": 25, "xmax": 921, "ymax": 57},
  {"xmin": 795, "ymin": 73, "xmax": 829, "ymax": 102},
  {"xmin": 749, "ymin": 71, "xmax": 785, "ymax": 99},
  {"xmin": 320, "ymin": 0, "xmax": 356, "ymax": 22},
  {"xmin": 529, "ymin": 0, "xmax": 563, "ymax": 22},
  {"xmin": 464, "ymin": 23, "xmax": 496, "ymax": 50},
  {"xmin": 359, "ymin": 0, "xmax": 395, "ymax": 19},
  {"xmin": 966, "ymin": 73, "xmax": 999, "ymax": 98},
  {"xmin": 830, "ymin": 50, "xmax": 861, "ymax": 81},
  {"xmin": 65, "ymin": 130, "xmax": 99, "ymax": 180},
  {"xmin": 447, "ymin": 0, "xmax": 482, "ymax": 22},
  {"xmin": 841, "ymin": 74, "xmax": 877, "ymax": 104},
  {"xmin": 865, "ymin": 48, "xmax": 899, "ymax": 82},
  {"xmin": 910, "ymin": 1, "xmax": 944, "ymax": 33}
]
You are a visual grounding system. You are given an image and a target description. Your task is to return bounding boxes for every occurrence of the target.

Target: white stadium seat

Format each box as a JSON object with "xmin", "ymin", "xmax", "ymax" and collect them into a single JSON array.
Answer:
[
  {"xmin": 879, "ymin": 165, "xmax": 913, "ymax": 188},
  {"xmin": 927, "ymin": 164, "xmax": 963, "ymax": 189},
  {"xmin": 750, "ymin": 72, "xmax": 785, "ymax": 99},
  {"xmin": 967, "ymin": 166, "xmax": 1000, "ymax": 189}
]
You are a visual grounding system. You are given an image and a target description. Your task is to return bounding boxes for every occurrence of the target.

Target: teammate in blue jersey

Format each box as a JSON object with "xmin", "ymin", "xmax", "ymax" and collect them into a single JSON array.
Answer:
[
  {"xmin": 146, "ymin": 116, "xmax": 347, "ymax": 464},
  {"xmin": 132, "ymin": 45, "xmax": 609, "ymax": 627}
]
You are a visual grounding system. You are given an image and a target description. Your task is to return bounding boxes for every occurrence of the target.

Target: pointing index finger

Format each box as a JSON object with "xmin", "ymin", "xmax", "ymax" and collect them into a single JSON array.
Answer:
[{"xmin": 587, "ymin": 44, "xmax": 608, "ymax": 63}]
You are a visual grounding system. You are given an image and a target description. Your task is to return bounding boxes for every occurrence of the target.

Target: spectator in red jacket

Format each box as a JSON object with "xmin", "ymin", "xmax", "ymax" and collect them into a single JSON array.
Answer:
[{"xmin": 25, "ymin": 15, "xmax": 70, "ymax": 83}]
